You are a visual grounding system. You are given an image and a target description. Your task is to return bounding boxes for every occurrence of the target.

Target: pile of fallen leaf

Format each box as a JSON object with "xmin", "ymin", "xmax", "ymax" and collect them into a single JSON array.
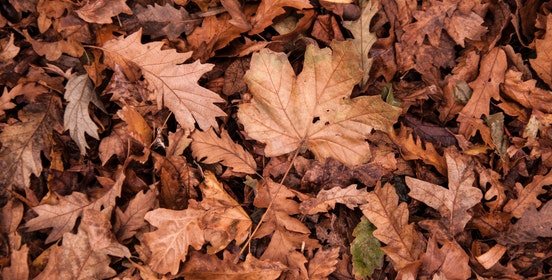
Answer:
[{"xmin": 1, "ymin": 0, "xmax": 552, "ymax": 279}]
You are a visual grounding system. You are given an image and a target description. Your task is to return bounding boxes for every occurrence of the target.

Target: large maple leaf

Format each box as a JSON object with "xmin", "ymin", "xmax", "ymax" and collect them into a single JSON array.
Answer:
[
  {"xmin": 238, "ymin": 41, "xmax": 401, "ymax": 166},
  {"xmin": 102, "ymin": 29, "xmax": 226, "ymax": 131}
]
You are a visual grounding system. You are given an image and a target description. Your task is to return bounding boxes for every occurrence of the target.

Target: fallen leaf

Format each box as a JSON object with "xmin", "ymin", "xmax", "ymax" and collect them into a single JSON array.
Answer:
[
  {"xmin": 0, "ymin": 33, "xmax": 20, "ymax": 63},
  {"xmin": 114, "ymin": 188, "xmax": 157, "ymax": 242},
  {"xmin": 238, "ymin": 41, "xmax": 401, "ymax": 166},
  {"xmin": 405, "ymin": 150, "xmax": 483, "ymax": 236},
  {"xmin": 220, "ymin": 0, "xmax": 252, "ymax": 31},
  {"xmin": 299, "ymin": 184, "xmax": 369, "ymax": 215},
  {"xmin": 102, "ymin": 29, "xmax": 226, "ymax": 131},
  {"xmin": 419, "ymin": 237, "xmax": 471, "ymax": 280},
  {"xmin": 23, "ymin": 30, "xmax": 84, "ymax": 61},
  {"xmin": 117, "ymin": 105, "xmax": 152, "ymax": 146},
  {"xmin": 503, "ymin": 169, "xmax": 552, "ymax": 218},
  {"xmin": 391, "ymin": 125, "xmax": 447, "ymax": 175},
  {"xmin": 135, "ymin": 4, "xmax": 197, "ymax": 40},
  {"xmin": 307, "ymin": 247, "xmax": 340, "ymax": 279},
  {"xmin": 360, "ymin": 182, "xmax": 425, "ymax": 271},
  {"xmin": 343, "ymin": 0, "xmax": 379, "ymax": 88},
  {"xmin": 501, "ymin": 69, "xmax": 552, "ymax": 114},
  {"xmin": 501, "ymin": 200, "xmax": 552, "ymax": 244},
  {"xmin": 350, "ymin": 216, "xmax": 384, "ymax": 278},
  {"xmin": 249, "ymin": 0, "xmax": 312, "ymax": 34},
  {"xmin": 0, "ymin": 94, "xmax": 63, "ymax": 191},
  {"xmin": 63, "ymin": 74, "xmax": 101, "ymax": 155},
  {"xmin": 1, "ymin": 245, "xmax": 29, "ymax": 280},
  {"xmin": 0, "ymin": 85, "xmax": 24, "ymax": 118},
  {"xmin": 191, "ymin": 128, "xmax": 257, "ymax": 174},
  {"xmin": 75, "ymin": 0, "xmax": 132, "ymax": 24},
  {"xmin": 530, "ymin": 14, "xmax": 552, "ymax": 88},
  {"xmin": 181, "ymin": 251, "xmax": 285, "ymax": 279},
  {"xmin": 25, "ymin": 171, "xmax": 124, "ymax": 243}
]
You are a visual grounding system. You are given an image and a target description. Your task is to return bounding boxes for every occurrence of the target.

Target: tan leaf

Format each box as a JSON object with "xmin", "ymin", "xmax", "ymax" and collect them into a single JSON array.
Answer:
[
  {"xmin": 135, "ymin": 4, "xmax": 198, "ymax": 40},
  {"xmin": 1, "ymin": 245, "xmax": 29, "ymax": 280},
  {"xmin": 117, "ymin": 105, "xmax": 153, "ymax": 146},
  {"xmin": 76, "ymin": 0, "xmax": 132, "ymax": 24},
  {"xmin": 181, "ymin": 251, "xmax": 285, "ymax": 279},
  {"xmin": 458, "ymin": 47, "xmax": 507, "ymax": 138},
  {"xmin": 220, "ymin": 0, "xmax": 252, "ymax": 30},
  {"xmin": 405, "ymin": 150, "xmax": 482, "ymax": 236},
  {"xmin": 114, "ymin": 188, "xmax": 157, "ymax": 242},
  {"xmin": 307, "ymin": 247, "xmax": 340, "ymax": 279},
  {"xmin": 102, "ymin": 29, "xmax": 226, "ymax": 131},
  {"xmin": 238, "ymin": 41, "xmax": 401, "ymax": 166},
  {"xmin": 0, "ymin": 94, "xmax": 62, "ymax": 190},
  {"xmin": 503, "ymin": 170, "xmax": 552, "ymax": 218},
  {"xmin": 198, "ymin": 171, "xmax": 252, "ymax": 253},
  {"xmin": 22, "ymin": 30, "xmax": 84, "ymax": 61},
  {"xmin": 0, "ymin": 33, "xmax": 20, "ymax": 62},
  {"xmin": 249, "ymin": 0, "xmax": 312, "ymax": 34},
  {"xmin": 0, "ymin": 86, "xmax": 22, "ymax": 118},
  {"xmin": 446, "ymin": 9, "xmax": 487, "ymax": 47},
  {"xmin": 191, "ymin": 128, "xmax": 256, "ymax": 174},
  {"xmin": 343, "ymin": 0, "xmax": 379, "ymax": 87},
  {"xmin": 143, "ymin": 207, "xmax": 206, "ymax": 275},
  {"xmin": 360, "ymin": 182, "xmax": 425, "ymax": 271},
  {"xmin": 501, "ymin": 69, "xmax": 552, "ymax": 114},
  {"xmin": 419, "ymin": 237, "xmax": 471, "ymax": 280},
  {"xmin": 299, "ymin": 184, "xmax": 369, "ymax": 215},
  {"xmin": 64, "ymin": 74, "xmax": 101, "ymax": 155},
  {"xmin": 35, "ymin": 208, "xmax": 129, "ymax": 280},
  {"xmin": 25, "ymin": 171, "xmax": 124, "ymax": 243},
  {"xmin": 530, "ymin": 14, "xmax": 552, "ymax": 88}
]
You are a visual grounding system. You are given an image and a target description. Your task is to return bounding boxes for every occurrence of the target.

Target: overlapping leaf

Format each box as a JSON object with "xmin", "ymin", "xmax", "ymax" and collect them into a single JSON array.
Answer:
[{"xmin": 238, "ymin": 41, "xmax": 401, "ymax": 166}]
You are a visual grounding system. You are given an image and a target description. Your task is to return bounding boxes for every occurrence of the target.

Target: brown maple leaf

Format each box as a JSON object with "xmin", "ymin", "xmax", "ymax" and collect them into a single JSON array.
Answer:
[
  {"xmin": 238, "ymin": 40, "xmax": 401, "ymax": 166},
  {"xmin": 406, "ymin": 150, "xmax": 482, "ymax": 237},
  {"xmin": 102, "ymin": 29, "xmax": 226, "ymax": 131}
]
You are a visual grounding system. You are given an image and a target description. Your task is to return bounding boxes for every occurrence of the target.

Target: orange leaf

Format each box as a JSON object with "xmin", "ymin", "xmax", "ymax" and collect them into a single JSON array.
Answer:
[
  {"xmin": 503, "ymin": 169, "xmax": 552, "ymax": 218},
  {"xmin": 75, "ymin": 0, "xmax": 132, "ymax": 24},
  {"xmin": 114, "ymin": 188, "xmax": 157, "ymax": 242},
  {"xmin": 307, "ymin": 247, "xmax": 340, "ymax": 279},
  {"xmin": 249, "ymin": 0, "xmax": 312, "ymax": 34},
  {"xmin": 530, "ymin": 14, "xmax": 552, "ymax": 88},
  {"xmin": 102, "ymin": 29, "xmax": 226, "ymax": 131}
]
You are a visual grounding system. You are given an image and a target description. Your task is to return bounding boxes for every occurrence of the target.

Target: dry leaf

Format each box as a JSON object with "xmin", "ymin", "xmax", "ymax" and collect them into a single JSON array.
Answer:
[
  {"xmin": 75, "ymin": 0, "xmax": 132, "ymax": 24},
  {"xmin": 530, "ymin": 14, "xmax": 552, "ymax": 87},
  {"xmin": 0, "ymin": 85, "xmax": 24, "ymax": 118},
  {"xmin": 0, "ymin": 94, "xmax": 62, "ymax": 190},
  {"xmin": 0, "ymin": 33, "xmax": 20, "ymax": 63},
  {"xmin": 391, "ymin": 125, "xmax": 446, "ymax": 175},
  {"xmin": 503, "ymin": 169, "xmax": 552, "ymax": 218},
  {"xmin": 307, "ymin": 247, "xmax": 340, "ymax": 279},
  {"xmin": 406, "ymin": 150, "xmax": 483, "ymax": 236},
  {"xmin": 343, "ymin": 0, "xmax": 379, "ymax": 87},
  {"xmin": 135, "ymin": 4, "xmax": 197, "ymax": 40},
  {"xmin": 26, "ymin": 171, "xmax": 124, "ymax": 243},
  {"xmin": 63, "ymin": 74, "xmax": 101, "ymax": 155},
  {"xmin": 191, "ymin": 128, "xmax": 257, "ymax": 174},
  {"xmin": 249, "ymin": 0, "xmax": 312, "ymax": 34},
  {"xmin": 419, "ymin": 237, "xmax": 471, "ymax": 280},
  {"xmin": 238, "ymin": 41, "xmax": 401, "ymax": 166},
  {"xmin": 1, "ymin": 245, "xmax": 29, "ymax": 280},
  {"xmin": 102, "ymin": 29, "xmax": 226, "ymax": 131},
  {"xmin": 360, "ymin": 182, "xmax": 425, "ymax": 271},
  {"xmin": 117, "ymin": 105, "xmax": 152, "ymax": 146},
  {"xmin": 501, "ymin": 200, "xmax": 552, "ymax": 244},
  {"xmin": 299, "ymin": 184, "xmax": 369, "ymax": 215},
  {"xmin": 114, "ymin": 188, "xmax": 157, "ymax": 242}
]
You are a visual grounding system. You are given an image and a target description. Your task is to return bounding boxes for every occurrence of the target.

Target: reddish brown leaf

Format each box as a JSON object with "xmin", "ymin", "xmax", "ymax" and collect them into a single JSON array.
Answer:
[
  {"xmin": 114, "ymin": 188, "xmax": 157, "ymax": 242},
  {"xmin": 503, "ymin": 169, "xmax": 552, "ymax": 218},
  {"xmin": 300, "ymin": 184, "xmax": 369, "ymax": 215},
  {"xmin": 135, "ymin": 4, "xmax": 198, "ymax": 40},
  {"xmin": 307, "ymin": 247, "xmax": 340, "ymax": 279},
  {"xmin": 249, "ymin": 0, "xmax": 312, "ymax": 34},
  {"xmin": 419, "ymin": 237, "xmax": 471, "ymax": 280},
  {"xmin": 75, "ymin": 0, "xmax": 132, "ymax": 24},
  {"xmin": 530, "ymin": 14, "xmax": 552, "ymax": 88}
]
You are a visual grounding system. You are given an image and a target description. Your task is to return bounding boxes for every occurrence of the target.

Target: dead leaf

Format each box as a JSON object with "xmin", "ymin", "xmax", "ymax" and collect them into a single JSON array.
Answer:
[
  {"xmin": 501, "ymin": 200, "xmax": 552, "ymax": 244},
  {"xmin": 23, "ymin": 29, "xmax": 84, "ymax": 61},
  {"xmin": 307, "ymin": 247, "xmax": 340, "ymax": 279},
  {"xmin": 135, "ymin": 4, "xmax": 198, "ymax": 40},
  {"xmin": 1, "ymin": 245, "xmax": 29, "ymax": 280},
  {"xmin": 63, "ymin": 74, "xmax": 101, "ymax": 155},
  {"xmin": 220, "ymin": 0, "xmax": 252, "ymax": 31},
  {"xmin": 102, "ymin": 29, "xmax": 226, "ymax": 131},
  {"xmin": 391, "ymin": 125, "xmax": 447, "ymax": 175},
  {"xmin": 117, "ymin": 105, "xmax": 153, "ymax": 146},
  {"xmin": 114, "ymin": 188, "xmax": 157, "ymax": 242},
  {"xmin": 360, "ymin": 182, "xmax": 425, "ymax": 271},
  {"xmin": 406, "ymin": 150, "xmax": 483, "ymax": 236},
  {"xmin": 0, "ymin": 85, "xmax": 24, "ymax": 118},
  {"xmin": 0, "ymin": 94, "xmax": 63, "ymax": 191},
  {"xmin": 419, "ymin": 237, "xmax": 471, "ymax": 280},
  {"xmin": 343, "ymin": 0, "xmax": 379, "ymax": 88},
  {"xmin": 530, "ymin": 14, "xmax": 552, "ymax": 88},
  {"xmin": 299, "ymin": 184, "xmax": 369, "ymax": 215},
  {"xmin": 25, "ymin": 171, "xmax": 124, "ymax": 243},
  {"xmin": 0, "ymin": 33, "xmax": 20, "ymax": 63},
  {"xmin": 191, "ymin": 128, "xmax": 257, "ymax": 174},
  {"xmin": 238, "ymin": 41, "xmax": 401, "ymax": 166},
  {"xmin": 75, "ymin": 0, "xmax": 132, "ymax": 24},
  {"xmin": 249, "ymin": 0, "xmax": 312, "ymax": 34},
  {"xmin": 350, "ymin": 217, "xmax": 384, "ymax": 278},
  {"xmin": 503, "ymin": 169, "xmax": 552, "ymax": 218}
]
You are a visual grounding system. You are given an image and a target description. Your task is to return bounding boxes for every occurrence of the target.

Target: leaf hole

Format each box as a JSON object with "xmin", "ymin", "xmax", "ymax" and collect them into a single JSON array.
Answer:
[{"xmin": 312, "ymin": 117, "xmax": 320, "ymax": 124}]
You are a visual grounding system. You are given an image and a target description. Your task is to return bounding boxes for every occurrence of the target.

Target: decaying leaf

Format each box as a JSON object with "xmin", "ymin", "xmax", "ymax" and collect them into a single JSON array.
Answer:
[
  {"xmin": 406, "ymin": 150, "xmax": 483, "ymax": 236},
  {"xmin": 503, "ymin": 170, "xmax": 552, "ymax": 218},
  {"xmin": 530, "ymin": 14, "xmax": 552, "ymax": 88},
  {"xmin": 419, "ymin": 237, "xmax": 471, "ymax": 279},
  {"xmin": 501, "ymin": 200, "xmax": 552, "ymax": 244},
  {"xmin": 249, "ymin": 0, "xmax": 312, "ymax": 34},
  {"xmin": 135, "ymin": 4, "xmax": 197, "ymax": 40},
  {"xmin": 360, "ymin": 182, "xmax": 425, "ymax": 271},
  {"xmin": 75, "ymin": 0, "xmax": 132, "ymax": 24},
  {"xmin": 102, "ymin": 29, "xmax": 226, "ymax": 131},
  {"xmin": 191, "ymin": 128, "xmax": 257, "ymax": 174},
  {"xmin": 299, "ymin": 184, "xmax": 369, "ymax": 215},
  {"xmin": 351, "ymin": 217, "xmax": 384, "ymax": 278},
  {"xmin": 307, "ymin": 247, "xmax": 340, "ymax": 279},
  {"xmin": 63, "ymin": 74, "xmax": 101, "ymax": 155},
  {"xmin": 238, "ymin": 41, "xmax": 401, "ymax": 166},
  {"xmin": 114, "ymin": 188, "xmax": 157, "ymax": 242}
]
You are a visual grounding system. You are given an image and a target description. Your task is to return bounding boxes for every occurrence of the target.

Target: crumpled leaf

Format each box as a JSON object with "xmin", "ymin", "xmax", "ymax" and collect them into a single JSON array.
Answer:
[
  {"xmin": 238, "ymin": 41, "xmax": 401, "ymax": 166},
  {"xmin": 181, "ymin": 251, "xmax": 285, "ymax": 280},
  {"xmin": 249, "ymin": 0, "xmax": 312, "ymax": 34},
  {"xmin": 34, "ymin": 208, "xmax": 130, "ymax": 280},
  {"xmin": 299, "ymin": 184, "xmax": 369, "ymax": 215},
  {"xmin": 360, "ymin": 182, "xmax": 425, "ymax": 271},
  {"xmin": 351, "ymin": 217, "xmax": 384, "ymax": 278},
  {"xmin": 419, "ymin": 237, "xmax": 471, "ymax": 279},
  {"xmin": 191, "ymin": 127, "xmax": 257, "ymax": 174},
  {"xmin": 102, "ymin": 29, "xmax": 226, "ymax": 131},
  {"xmin": 135, "ymin": 4, "xmax": 197, "ymax": 40},
  {"xmin": 25, "ymin": 171, "xmax": 124, "ymax": 243},
  {"xmin": 76, "ymin": 0, "xmax": 132, "ymax": 24},
  {"xmin": 406, "ymin": 150, "xmax": 483, "ymax": 236},
  {"xmin": 0, "ymin": 33, "xmax": 20, "ymax": 63},
  {"xmin": 0, "ymin": 94, "xmax": 62, "ymax": 190},
  {"xmin": 343, "ymin": 0, "xmax": 379, "ymax": 87},
  {"xmin": 503, "ymin": 169, "xmax": 552, "ymax": 218},
  {"xmin": 63, "ymin": 74, "xmax": 101, "ymax": 155}
]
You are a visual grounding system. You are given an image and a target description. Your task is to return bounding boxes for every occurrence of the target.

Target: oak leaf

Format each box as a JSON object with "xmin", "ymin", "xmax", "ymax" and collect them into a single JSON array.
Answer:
[
  {"xmin": 308, "ymin": 247, "xmax": 340, "ymax": 279},
  {"xmin": 63, "ymin": 74, "xmax": 102, "ymax": 155},
  {"xmin": 0, "ymin": 33, "xmax": 19, "ymax": 64},
  {"xmin": 191, "ymin": 128, "xmax": 257, "ymax": 174},
  {"xmin": 501, "ymin": 69, "xmax": 552, "ymax": 114},
  {"xmin": 0, "ymin": 94, "xmax": 62, "ymax": 190},
  {"xmin": 102, "ymin": 29, "xmax": 226, "ymax": 131},
  {"xmin": 360, "ymin": 182, "xmax": 425, "ymax": 271},
  {"xmin": 351, "ymin": 217, "xmax": 384, "ymax": 278},
  {"xmin": 249, "ymin": 0, "xmax": 312, "ymax": 34},
  {"xmin": 530, "ymin": 14, "xmax": 552, "ymax": 88},
  {"xmin": 343, "ymin": 0, "xmax": 379, "ymax": 88},
  {"xmin": 503, "ymin": 169, "xmax": 552, "ymax": 218},
  {"xmin": 419, "ymin": 237, "xmax": 471, "ymax": 280},
  {"xmin": 25, "ymin": 171, "xmax": 124, "ymax": 243},
  {"xmin": 181, "ymin": 251, "xmax": 285, "ymax": 279},
  {"xmin": 238, "ymin": 41, "xmax": 401, "ymax": 166},
  {"xmin": 0, "ymin": 84, "xmax": 24, "ymax": 118},
  {"xmin": 75, "ymin": 0, "xmax": 132, "ymax": 24},
  {"xmin": 114, "ymin": 188, "xmax": 157, "ymax": 242},
  {"xmin": 501, "ymin": 200, "xmax": 552, "ymax": 244},
  {"xmin": 300, "ymin": 184, "xmax": 369, "ymax": 215},
  {"xmin": 1, "ymin": 245, "xmax": 29, "ymax": 280},
  {"xmin": 406, "ymin": 150, "xmax": 482, "ymax": 236}
]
